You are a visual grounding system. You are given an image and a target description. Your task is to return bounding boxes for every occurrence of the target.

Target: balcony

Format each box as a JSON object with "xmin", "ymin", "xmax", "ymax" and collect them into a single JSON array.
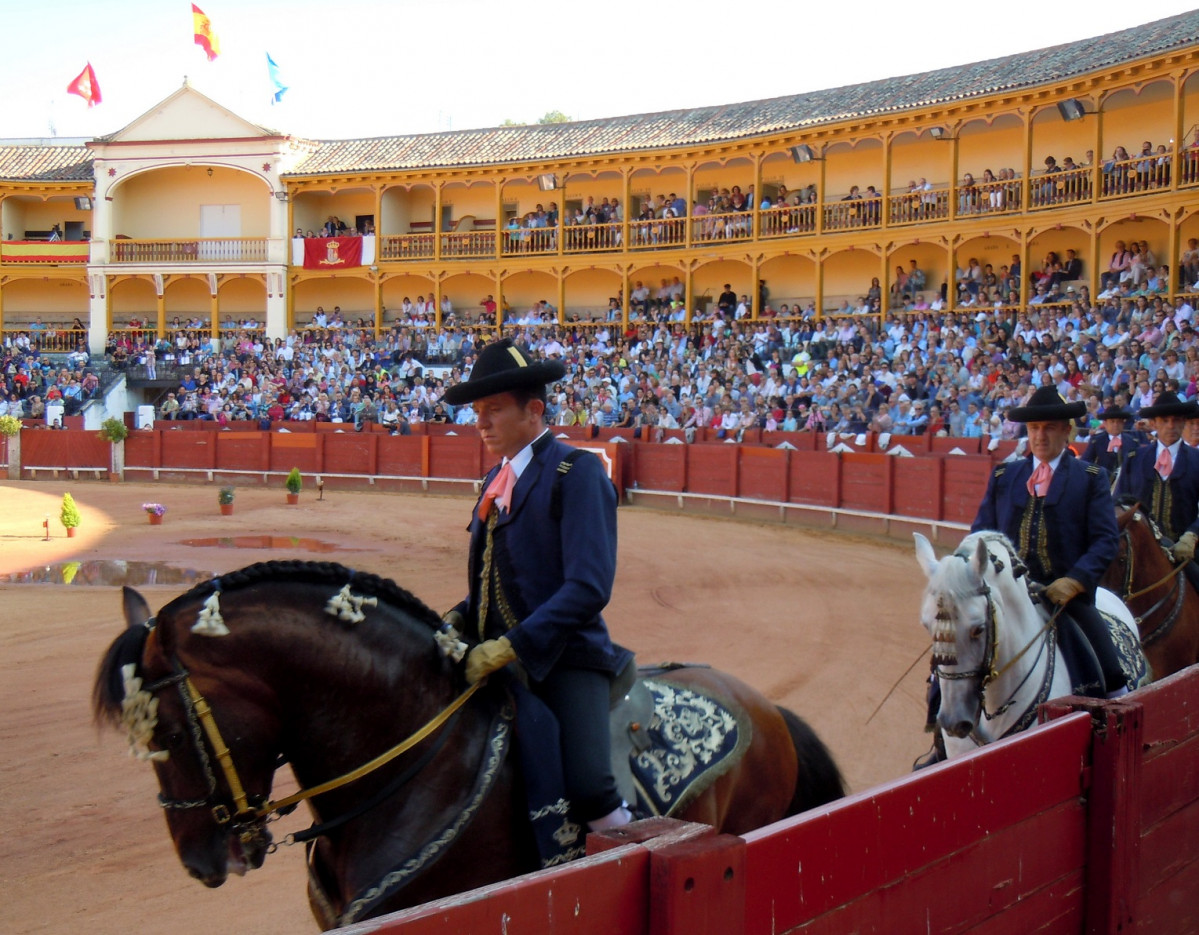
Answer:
[
  {"xmin": 110, "ymin": 238, "xmax": 269, "ymax": 264},
  {"xmin": 0, "ymin": 240, "xmax": 89, "ymax": 265}
]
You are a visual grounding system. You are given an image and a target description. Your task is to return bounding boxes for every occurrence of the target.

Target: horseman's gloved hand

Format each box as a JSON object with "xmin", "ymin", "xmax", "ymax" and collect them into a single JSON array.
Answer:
[
  {"xmin": 1172, "ymin": 531, "xmax": 1198, "ymax": 564},
  {"xmin": 465, "ymin": 636, "xmax": 516, "ymax": 684},
  {"xmin": 441, "ymin": 609, "xmax": 465, "ymax": 632},
  {"xmin": 1044, "ymin": 576, "xmax": 1085, "ymax": 606}
]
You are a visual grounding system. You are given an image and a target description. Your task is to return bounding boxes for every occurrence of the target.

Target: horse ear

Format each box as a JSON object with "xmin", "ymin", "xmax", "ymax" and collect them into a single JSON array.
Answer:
[
  {"xmin": 969, "ymin": 538, "xmax": 990, "ymax": 581},
  {"xmin": 122, "ymin": 586, "xmax": 152, "ymax": 631},
  {"xmin": 913, "ymin": 533, "xmax": 939, "ymax": 579}
]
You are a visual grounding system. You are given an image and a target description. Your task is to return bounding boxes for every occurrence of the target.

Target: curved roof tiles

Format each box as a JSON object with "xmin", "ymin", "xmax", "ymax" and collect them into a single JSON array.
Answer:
[{"xmin": 1, "ymin": 10, "xmax": 1196, "ymax": 183}]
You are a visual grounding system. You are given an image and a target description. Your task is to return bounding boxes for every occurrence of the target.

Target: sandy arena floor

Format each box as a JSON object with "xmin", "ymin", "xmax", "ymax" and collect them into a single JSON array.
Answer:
[{"xmin": 0, "ymin": 479, "xmax": 933, "ymax": 934}]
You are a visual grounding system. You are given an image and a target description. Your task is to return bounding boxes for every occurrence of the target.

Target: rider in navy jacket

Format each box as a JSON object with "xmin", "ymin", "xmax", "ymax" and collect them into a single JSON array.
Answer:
[{"xmin": 1079, "ymin": 405, "xmax": 1142, "ymax": 479}]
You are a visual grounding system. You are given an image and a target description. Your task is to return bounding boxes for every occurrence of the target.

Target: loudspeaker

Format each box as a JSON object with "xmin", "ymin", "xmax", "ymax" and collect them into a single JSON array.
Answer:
[
  {"xmin": 537, "ymin": 174, "xmax": 558, "ymax": 191},
  {"xmin": 1057, "ymin": 99, "xmax": 1086, "ymax": 122},
  {"xmin": 74, "ymin": 196, "xmax": 93, "ymax": 211},
  {"xmin": 790, "ymin": 144, "xmax": 815, "ymax": 164}
]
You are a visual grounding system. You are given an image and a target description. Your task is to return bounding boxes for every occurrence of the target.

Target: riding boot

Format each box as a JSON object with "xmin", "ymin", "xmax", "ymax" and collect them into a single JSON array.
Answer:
[
  {"xmin": 913, "ymin": 676, "xmax": 945, "ymax": 770},
  {"xmin": 1066, "ymin": 601, "xmax": 1128, "ymax": 695}
]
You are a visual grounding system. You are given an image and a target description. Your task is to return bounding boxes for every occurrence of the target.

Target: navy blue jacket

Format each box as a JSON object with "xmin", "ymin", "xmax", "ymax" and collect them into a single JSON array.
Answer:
[
  {"xmin": 972, "ymin": 452, "xmax": 1118, "ymax": 595},
  {"xmin": 1079, "ymin": 430, "xmax": 1141, "ymax": 477},
  {"xmin": 1114, "ymin": 441, "xmax": 1199, "ymax": 541},
  {"xmin": 453, "ymin": 432, "xmax": 631, "ymax": 683}
]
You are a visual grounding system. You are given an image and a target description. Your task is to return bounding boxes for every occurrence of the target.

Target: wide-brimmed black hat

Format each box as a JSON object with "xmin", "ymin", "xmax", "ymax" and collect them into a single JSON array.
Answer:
[
  {"xmin": 1139, "ymin": 391, "xmax": 1199, "ymax": 420},
  {"xmin": 442, "ymin": 338, "xmax": 566, "ymax": 406},
  {"xmin": 1006, "ymin": 386, "xmax": 1086, "ymax": 422},
  {"xmin": 1099, "ymin": 406, "xmax": 1135, "ymax": 422}
]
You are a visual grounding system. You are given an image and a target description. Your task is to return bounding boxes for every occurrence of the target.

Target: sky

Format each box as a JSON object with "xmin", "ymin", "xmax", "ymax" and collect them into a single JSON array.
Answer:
[{"xmin": 1, "ymin": 1, "xmax": 1197, "ymax": 144}]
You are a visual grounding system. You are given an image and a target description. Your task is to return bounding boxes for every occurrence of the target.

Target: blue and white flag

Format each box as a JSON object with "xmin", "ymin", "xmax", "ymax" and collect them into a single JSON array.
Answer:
[{"xmin": 266, "ymin": 53, "xmax": 288, "ymax": 104}]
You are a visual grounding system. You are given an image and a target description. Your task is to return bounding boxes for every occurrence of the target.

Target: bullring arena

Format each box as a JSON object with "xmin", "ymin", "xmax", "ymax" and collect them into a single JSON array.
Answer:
[{"xmin": 0, "ymin": 479, "xmax": 931, "ymax": 935}]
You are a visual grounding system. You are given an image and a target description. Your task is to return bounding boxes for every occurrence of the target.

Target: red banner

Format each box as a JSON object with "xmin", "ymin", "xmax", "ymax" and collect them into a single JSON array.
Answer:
[{"xmin": 303, "ymin": 237, "xmax": 363, "ymax": 269}]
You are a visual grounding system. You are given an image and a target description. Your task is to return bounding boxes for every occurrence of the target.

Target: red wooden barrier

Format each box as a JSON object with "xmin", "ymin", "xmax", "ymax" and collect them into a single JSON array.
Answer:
[
  {"xmin": 942, "ymin": 456, "xmax": 993, "ymax": 524},
  {"xmin": 269, "ymin": 431, "xmax": 319, "ymax": 473},
  {"xmin": 633, "ymin": 443, "xmax": 686, "ymax": 492},
  {"xmin": 215, "ymin": 432, "xmax": 269, "ymax": 471},
  {"xmin": 893, "ymin": 455, "xmax": 943, "ymax": 519},
  {"xmin": 160, "ymin": 430, "xmax": 216, "ymax": 470},
  {"xmin": 19, "ymin": 430, "xmax": 109, "ymax": 468},
  {"xmin": 686, "ymin": 445, "xmax": 739, "ymax": 497},
  {"xmin": 839, "ymin": 453, "xmax": 890, "ymax": 513},
  {"xmin": 738, "ymin": 446, "xmax": 789, "ymax": 501},
  {"xmin": 788, "ymin": 451, "xmax": 839, "ymax": 507}
]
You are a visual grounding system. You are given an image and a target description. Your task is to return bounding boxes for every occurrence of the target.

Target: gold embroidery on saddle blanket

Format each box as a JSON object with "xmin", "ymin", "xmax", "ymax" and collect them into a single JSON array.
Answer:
[{"xmin": 630, "ymin": 679, "xmax": 753, "ymax": 817}]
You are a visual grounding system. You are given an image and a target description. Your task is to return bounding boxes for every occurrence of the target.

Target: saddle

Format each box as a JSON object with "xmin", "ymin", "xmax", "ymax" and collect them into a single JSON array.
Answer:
[{"xmin": 513, "ymin": 660, "xmax": 751, "ymax": 868}]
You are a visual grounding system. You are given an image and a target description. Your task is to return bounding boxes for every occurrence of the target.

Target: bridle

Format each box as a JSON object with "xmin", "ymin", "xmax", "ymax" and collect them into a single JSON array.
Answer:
[
  {"xmin": 932, "ymin": 541, "xmax": 1060, "ymax": 737},
  {"xmin": 138, "ymin": 616, "xmax": 483, "ymax": 849},
  {"xmin": 1114, "ymin": 509, "xmax": 1186, "ymax": 646}
]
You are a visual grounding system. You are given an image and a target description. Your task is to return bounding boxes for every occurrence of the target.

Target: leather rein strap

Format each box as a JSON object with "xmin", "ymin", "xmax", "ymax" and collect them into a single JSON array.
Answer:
[{"xmin": 182, "ymin": 671, "xmax": 483, "ymax": 824}]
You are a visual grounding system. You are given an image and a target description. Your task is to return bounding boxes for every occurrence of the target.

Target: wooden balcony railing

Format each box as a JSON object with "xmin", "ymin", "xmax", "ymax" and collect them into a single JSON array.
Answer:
[
  {"xmin": 1, "ymin": 327, "xmax": 88, "ymax": 352},
  {"xmin": 887, "ymin": 188, "xmax": 951, "ymax": 225},
  {"xmin": 691, "ymin": 210, "xmax": 753, "ymax": 244},
  {"xmin": 1027, "ymin": 167, "xmax": 1091, "ymax": 209},
  {"xmin": 823, "ymin": 197, "xmax": 882, "ymax": 232},
  {"xmin": 379, "ymin": 233, "xmax": 434, "ymax": 260},
  {"xmin": 628, "ymin": 217, "xmax": 686, "ymax": 249},
  {"xmin": 440, "ymin": 230, "xmax": 495, "ymax": 258},
  {"xmin": 759, "ymin": 204, "xmax": 818, "ymax": 237},
  {"xmin": 563, "ymin": 222, "xmax": 622, "ymax": 252},
  {"xmin": 111, "ymin": 238, "xmax": 268, "ymax": 263},
  {"xmin": 501, "ymin": 226, "xmax": 556, "ymax": 256}
]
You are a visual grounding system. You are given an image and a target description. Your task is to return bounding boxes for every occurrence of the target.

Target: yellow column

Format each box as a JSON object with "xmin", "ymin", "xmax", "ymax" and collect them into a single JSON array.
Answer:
[
  {"xmin": 156, "ymin": 292, "xmax": 166, "ymax": 340},
  {"xmin": 622, "ymin": 167, "xmax": 631, "ymax": 255},
  {"xmin": 1171, "ymin": 73, "xmax": 1184, "ymax": 193},
  {"xmin": 495, "ymin": 180, "xmax": 505, "ymax": 260},
  {"xmin": 557, "ymin": 269, "xmax": 566, "ymax": 324},
  {"xmin": 684, "ymin": 163, "xmax": 695, "ymax": 249},
  {"xmin": 751, "ymin": 153, "xmax": 763, "ymax": 242},
  {"xmin": 434, "ymin": 182, "xmax": 443, "ymax": 262}
]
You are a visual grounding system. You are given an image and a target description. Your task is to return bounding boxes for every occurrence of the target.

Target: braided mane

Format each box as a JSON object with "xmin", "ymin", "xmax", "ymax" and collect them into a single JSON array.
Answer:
[{"xmin": 159, "ymin": 560, "xmax": 443, "ymax": 629}]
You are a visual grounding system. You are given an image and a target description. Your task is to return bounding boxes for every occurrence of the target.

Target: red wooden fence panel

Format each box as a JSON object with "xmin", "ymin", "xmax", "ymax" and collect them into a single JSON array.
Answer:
[
  {"xmin": 269, "ymin": 431, "xmax": 320, "ymax": 473},
  {"xmin": 376, "ymin": 435, "xmax": 427, "ymax": 477},
  {"xmin": 788, "ymin": 451, "xmax": 838, "ymax": 506},
  {"xmin": 160, "ymin": 430, "xmax": 217, "ymax": 470},
  {"xmin": 839, "ymin": 453, "xmax": 890, "ymax": 513},
  {"xmin": 893, "ymin": 456, "xmax": 943, "ymax": 519},
  {"xmin": 741, "ymin": 714, "xmax": 1093, "ymax": 935},
  {"xmin": 324, "ymin": 433, "xmax": 378, "ymax": 476},
  {"xmin": 633, "ymin": 444, "xmax": 686, "ymax": 492},
  {"xmin": 738, "ymin": 446, "xmax": 789, "ymax": 501},
  {"xmin": 686, "ymin": 445, "xmax": 738, "ymax": 497},
  {"xmin": 20, "ymin": 430, "xmax": 109, "ymax": 467},
  {"xmin": 427, "ymin": 435, "xmax": 484, "ymax": 480},
  {"xmin": 214, "ymin": 432, "xmax": 269, "ymax": 472},
  {"xmin": 942, "ymin": 456, "xmax": 992, "ymax": 524}
]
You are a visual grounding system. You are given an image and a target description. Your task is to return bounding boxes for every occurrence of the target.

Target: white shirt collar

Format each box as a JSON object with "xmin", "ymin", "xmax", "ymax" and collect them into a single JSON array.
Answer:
[
  {"xmin": 1032, "ymin": 451, "xmax": 1066, "ymax": 472},
  {"xmin": 1157, "ymin": 438, "xmax": 1183, "ymax": 460},
  {"xmin": 506, "ymin": 429, "xmax": 549, "ymax": 479}
]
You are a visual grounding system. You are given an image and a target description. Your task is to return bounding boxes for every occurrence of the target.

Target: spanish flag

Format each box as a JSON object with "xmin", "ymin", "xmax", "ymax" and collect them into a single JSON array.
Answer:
[{"xmin": 192, "ymin": 4, "xmax": 220, "ymax": 61}]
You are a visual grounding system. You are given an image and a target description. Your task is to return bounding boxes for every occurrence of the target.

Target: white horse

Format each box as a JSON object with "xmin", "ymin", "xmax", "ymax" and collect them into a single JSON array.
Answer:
[{"xmin": 914, "ymin": 531, "xmax": 1146, "ymax": 759}]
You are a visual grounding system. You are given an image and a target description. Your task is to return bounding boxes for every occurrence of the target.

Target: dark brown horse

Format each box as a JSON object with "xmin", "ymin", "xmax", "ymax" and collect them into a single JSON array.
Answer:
[
  {"xmin": 93, "ymin": 561, "xmax": 844, "ymax": 929},
  {"xmin": 1103, "ymin": 503, "xmax": 1199, "ymax": 678}
]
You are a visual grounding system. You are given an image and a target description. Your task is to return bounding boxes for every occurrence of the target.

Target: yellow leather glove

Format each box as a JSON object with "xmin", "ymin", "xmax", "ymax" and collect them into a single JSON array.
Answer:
[
  {"xmin": 1044, "ymin": 576, "xmax": 1085, "ymax": 606},
  {"xmin": 1172, "ymin": 532, "xmax": 1198, "ymax": 564},
  {"xmin": 465, "ymin": 636, "xmax": 516, "ymax": 684}
]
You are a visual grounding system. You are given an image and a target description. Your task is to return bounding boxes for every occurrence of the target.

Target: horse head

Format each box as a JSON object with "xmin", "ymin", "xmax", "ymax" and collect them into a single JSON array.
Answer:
[
  {"xmin": 914, "ymin": 532, "xmax": 1040, "ymax": 740},
  {"xmin": 92, "ymin": 562, "xmax": 454, "ymax": 891}
]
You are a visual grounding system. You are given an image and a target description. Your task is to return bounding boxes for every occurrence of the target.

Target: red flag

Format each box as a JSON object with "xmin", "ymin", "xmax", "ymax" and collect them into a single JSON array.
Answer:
[
  {"xmin": 66, "ymin": 63, "xmax": 102, "ymax": 108},
  {"xmin": 192, "ymin": 4, "xmax": 221, "ymax": 61},
  {"xmin": 303, "ymin": 237, "xmax": 363, "ymax": 270}
]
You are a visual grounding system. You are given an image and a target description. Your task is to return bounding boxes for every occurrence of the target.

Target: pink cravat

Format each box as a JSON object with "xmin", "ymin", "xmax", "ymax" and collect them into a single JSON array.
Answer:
[
  {"xmin": 1156, "ymin": 446, "xmax": 1173, "ymax": 480},
  {"xmin": 478, "ymin": 460, "xmax": 517, "ymax": 519},
  {"xmin": 1026, "ymin": 461, "xmax": 1053, "ymax": 497},
  {"xmin": 1108, "ymin": 435, "xmax": 1122, "ymax": 452}
]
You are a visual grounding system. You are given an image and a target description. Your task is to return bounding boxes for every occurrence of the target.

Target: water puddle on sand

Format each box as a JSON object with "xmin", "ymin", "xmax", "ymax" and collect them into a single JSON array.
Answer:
[
  {"xmin": 177, "ymin": 535, "xmax": 361, "ymax": 553},
  {"xmin": 1, "ymin": 538, "xmax": 362, "ymax": 586},
  {"xmin": 1, "ymin": 561, "xmax": 216, "ymax": 587}
]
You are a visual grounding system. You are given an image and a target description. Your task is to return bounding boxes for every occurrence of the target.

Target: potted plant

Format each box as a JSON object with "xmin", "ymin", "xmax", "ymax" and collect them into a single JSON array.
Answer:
[
  {"xmin": 98, "ymin": 416, "xmax": 130, "ymax": 483},
  {"xmin": 0, "ymin": 413, "xmax": 21, "ymax": 481},
  {"xmin": 285, "ymin": 468, "xmax": 302, "ymax": 504},
  {"xmin": 142, "ymin": 502, "xmax": 167, "ymax": 525},
  {"xmin": 60, "ymin": 492, "xmax": 81, "ymax": 538},
  {"xmin": 218, "ymin": 486, "xmax": 235, "ymax": 515}
]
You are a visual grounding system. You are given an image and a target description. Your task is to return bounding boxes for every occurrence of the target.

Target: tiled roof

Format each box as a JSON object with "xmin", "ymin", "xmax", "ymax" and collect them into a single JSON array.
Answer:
[
  {"xmin": 292, "ymin": 10, "xmax": 1199, "ymax": 175},
  {"xmin": 2, "ymin": 11, "xmax": 1197, "ymax": 183},
  {"xmin": 0, "ymin": 145, "xmax": 93, "ymax": 182}
]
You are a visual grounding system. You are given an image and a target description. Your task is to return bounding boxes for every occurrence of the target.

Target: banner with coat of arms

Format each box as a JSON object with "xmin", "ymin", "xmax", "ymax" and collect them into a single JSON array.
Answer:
[{"xmin": 302, "ymin": 236, "xmax": 363, "ymax": 269}]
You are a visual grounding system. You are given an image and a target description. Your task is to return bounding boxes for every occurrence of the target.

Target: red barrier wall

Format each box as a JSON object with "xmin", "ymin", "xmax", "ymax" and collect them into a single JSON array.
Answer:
[
  {"xmin": 686, "ymin": 445, "xmax": 738, "ymax": 497},
  {"xmin": 788, "ymin": 452, "xmax": 839, "ymax": 507},
  {"xmin": 634, "ymin": 443, "xmax": 687, "ymax": 492},
  {"xmin": 943, "ymin": 456, "xmax": 994, "ymax": 524},
  {"xmin": 738, "ymin": 447, "xmax": 789, "ymax": 501},
  {"xmin": 345, "ymin": 666, "xmax": 1199, "ymax": 935},
  {"xmin": 893, "ymin": 456, "xmax": 943, "ymax": 520},
  {"xmin": 18, "ymin": 429, "xmax": 109, "ymax": 468},
  {"xmin": 215, "ymin": 432, "xmax": 269, "ymax": 472},
  {"xmin": 376, "ymin": 435, "xmax": 427, "ymax": 477},
  {"xmin": 269, "ymin": 432, "xmax": 319, "ymax": 473}
]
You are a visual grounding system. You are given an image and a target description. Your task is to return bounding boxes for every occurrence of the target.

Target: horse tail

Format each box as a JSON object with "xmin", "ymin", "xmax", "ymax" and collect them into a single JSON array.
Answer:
[{"xmin": 776, "ymin": 705, "xmax": 846, "ymax": 815}]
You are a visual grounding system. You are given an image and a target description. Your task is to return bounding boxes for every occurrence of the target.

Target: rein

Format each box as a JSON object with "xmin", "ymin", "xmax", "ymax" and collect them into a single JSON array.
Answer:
[
  {"xmin": 142, "ymin": 613, "xmax": 483, "ymax": 839},
  {"xmin": 1117, "ymin": 516, "xmax": 1188, "ymax": 645}
]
